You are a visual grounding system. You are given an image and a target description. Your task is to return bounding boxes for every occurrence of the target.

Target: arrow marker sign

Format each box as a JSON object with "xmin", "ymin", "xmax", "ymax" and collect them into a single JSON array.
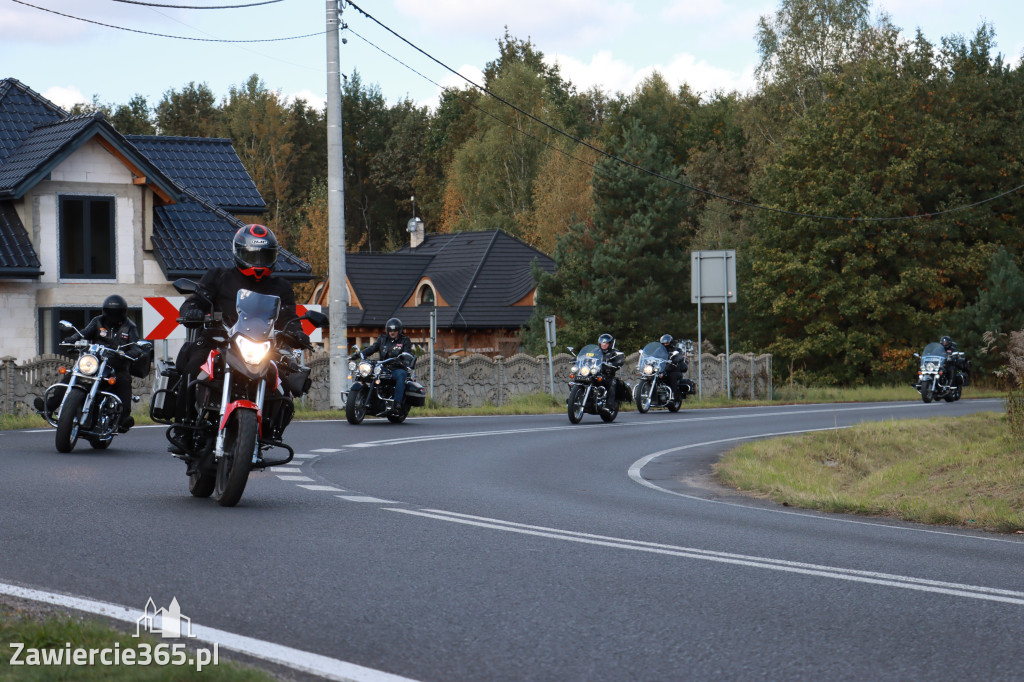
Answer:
[{"xmin": 144, "ymin": 298, "xmax": 323, "ymax": 343}]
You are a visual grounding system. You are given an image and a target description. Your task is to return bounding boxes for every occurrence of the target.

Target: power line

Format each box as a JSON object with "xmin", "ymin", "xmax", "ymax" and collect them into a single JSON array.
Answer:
[
  {"xmin": 342, "ymin": 0, "xmax": 1024, "ymax": 224},
  {"xmin": 109, "ymin": 0, "xmax": 282, "ymax": 8},
  {"xmin": 13, "ymin": 0, "xmax": 323, "ymax": 42}
]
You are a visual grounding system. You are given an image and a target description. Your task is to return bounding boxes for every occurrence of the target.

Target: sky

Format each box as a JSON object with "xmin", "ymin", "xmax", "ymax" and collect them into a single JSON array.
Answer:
[{"xmin": 1, "ymin": 0, "xmax": 1023, "ymax": 114}]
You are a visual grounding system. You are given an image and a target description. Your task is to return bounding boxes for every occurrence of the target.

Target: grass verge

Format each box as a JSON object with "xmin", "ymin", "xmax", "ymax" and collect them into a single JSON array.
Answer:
[
  {"xmin": 0, "ymin": 600, "xmax": 274, "ymax": 680},
  {"xmin": 713, "ymin": 411, "xmax": 1024, "ymax": 533}
]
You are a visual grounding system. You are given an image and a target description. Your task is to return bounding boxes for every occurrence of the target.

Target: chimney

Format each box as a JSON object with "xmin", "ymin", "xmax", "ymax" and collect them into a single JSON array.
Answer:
[{"xmin": 408, "ymin": 216, "xmax": 425, "ymax": 249}]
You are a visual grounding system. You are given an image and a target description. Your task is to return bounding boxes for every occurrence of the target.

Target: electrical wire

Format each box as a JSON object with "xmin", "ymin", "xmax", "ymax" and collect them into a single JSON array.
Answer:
[
  {"xmin": 109, "ymin": 0, "xmax": 281, "ymax": 8},
  {"xmin": 342, "ymin": 0, "xmax": 1024, "ymax": 224},
  {"xmin": 12, "ymin": 0, "xmax": 323, "ymax": 42}
]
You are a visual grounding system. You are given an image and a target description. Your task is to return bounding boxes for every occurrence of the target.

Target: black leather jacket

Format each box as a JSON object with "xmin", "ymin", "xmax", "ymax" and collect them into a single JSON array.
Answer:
[
  {"xmin": 361, "ymin": 333, "xmax": 413, "ymax": 366},
  {"xmin": 179, "ymin": 267, "xmax": 299, "ymax": 332},
  {"xmin": 66, "ymin": 315, "xmax": 141, "ymax": 370},
  {"xmin": 600, "ymin": 346, "xmax": 624, "ymax": 374}
]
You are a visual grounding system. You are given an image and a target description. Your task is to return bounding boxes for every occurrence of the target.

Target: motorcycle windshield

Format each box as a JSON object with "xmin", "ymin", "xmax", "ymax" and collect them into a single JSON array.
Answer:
[
  {"xmin": 639, "ymin": 342, "xmax": 668, "ymax": 371},
  {"xmin": 231, "ymin": 289, "xmax": 281, "ymax": 339},
  {"xmin": 574, "ymin": 344, "xmax": 602, "ymax": 371},
  {"xmin": 921, "ymin": 343, "xmax": 946, "ymax": 360}
]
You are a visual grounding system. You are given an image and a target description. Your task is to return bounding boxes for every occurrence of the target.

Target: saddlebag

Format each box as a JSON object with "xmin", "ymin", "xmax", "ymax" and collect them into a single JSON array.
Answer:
[
  {"xmin": 615, "ymin": 378, "xmax": 631, "ymax": 402},
  {"xmin": 405, "ymin": 380, "xmax": 427, "ymax": 407},
  {"xmin": 283, "ymin": 365, "xmax": 312, "ymax": 397},
  {"xmin": 150, "ymin": 359, "xmax": 177, "ymax": 421},
  {"xmin": 130, "ymin": 347, "xmax": 154, "ymax": 379}
]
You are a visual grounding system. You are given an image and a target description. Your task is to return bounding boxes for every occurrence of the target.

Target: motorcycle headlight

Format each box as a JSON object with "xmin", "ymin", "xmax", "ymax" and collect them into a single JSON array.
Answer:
[
  {"xmin": 925, "ymin": 362, "xmax": 938, "ymax": 372},
  {"xmin": 374, "ymin": 364, "xmax": 383, "ymax": 376},
  {"xmin": 348, "ymin": 361, "xmax": 357, "ymax": 371},
  {"xmin": 643, "ymin": 364, "xmax": 654, "ymax": 376},
  {"xmin": 580, "ymin": 366, "xmax": 591, "ymax": 377},
  {"xmin": 236, "ymin": 336, "xmax": 271, "ymax": 366},
  {"xmin": 358, "ymin": 361, "xmax": 373, "ymax": 378},
  {"xmin": 76, "ymin": 354, "xmax": 99, "ymax": 376}
]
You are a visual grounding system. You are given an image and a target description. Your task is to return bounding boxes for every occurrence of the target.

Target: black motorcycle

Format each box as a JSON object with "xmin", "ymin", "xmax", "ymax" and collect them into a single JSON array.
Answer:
[
  {"xmin": 566, "ymin": 344, "xmax": 627, "ymax": 424},
  {"xmin": 344, "ymin": 347, "xmax": 427, "ymax": 424},
  {"xmin": 39, "ymin": 321, "xmax": 152, "ymax": 453},
  {"xmin": 913, "ymin": 342, "xmax": 965, "ymax": 403},
  {"xmin": 632, "ymin": 342, "xmax": 695, "ymax": 413},
  {"xmin": 151, "ymin": 279, "xmax": 327, "ymax": 507}
]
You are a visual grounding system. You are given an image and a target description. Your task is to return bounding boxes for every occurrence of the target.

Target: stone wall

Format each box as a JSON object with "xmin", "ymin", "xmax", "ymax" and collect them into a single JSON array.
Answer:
[{"xmin": 2, "ymin": 351, "xmax": 772, "ymax": 415}]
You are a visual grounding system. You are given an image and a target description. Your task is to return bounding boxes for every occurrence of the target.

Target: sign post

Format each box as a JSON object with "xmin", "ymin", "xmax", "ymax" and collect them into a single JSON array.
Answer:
[
  {"xmin": 429, "ymin": 308, "xmax": 437, "ymax": 400},
  {"xmin": 544, "ymin": 315, "xmax": 557, "ymax": 397},
  {"xmin": 691, "ymin": 250, "xmax": 737, "ymax": 399}
]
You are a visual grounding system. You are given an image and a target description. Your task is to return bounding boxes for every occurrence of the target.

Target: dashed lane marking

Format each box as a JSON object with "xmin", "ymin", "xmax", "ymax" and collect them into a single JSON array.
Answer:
[
  {"xmin": 277, "ymin": 475, "xmax": 315, "ymax": 482},
  {"xmin": 337, "ymin": 495, "xmax": 399, "ymax": 504}
]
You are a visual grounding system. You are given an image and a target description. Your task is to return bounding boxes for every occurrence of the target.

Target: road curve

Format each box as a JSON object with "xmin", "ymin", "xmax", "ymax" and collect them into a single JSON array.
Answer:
[{"xmin": 1, "ymin": 399, "xmax": 1020, "ymax": 681}]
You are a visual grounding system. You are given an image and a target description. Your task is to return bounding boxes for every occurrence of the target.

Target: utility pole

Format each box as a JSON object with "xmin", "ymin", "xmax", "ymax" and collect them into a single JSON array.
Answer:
[{"xmin": 327, "ymin": 0, "xmax": 348, "ymax": 408}]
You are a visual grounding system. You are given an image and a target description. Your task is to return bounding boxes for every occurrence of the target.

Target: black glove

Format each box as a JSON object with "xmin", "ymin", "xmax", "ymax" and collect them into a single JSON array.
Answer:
[
  {"xmin": 182, "ymin": 308, "xmax": 206, "ymax": 322},
  {"xmin": 295, "ymin": 331, "xmax": 311, "ymax": 348}
]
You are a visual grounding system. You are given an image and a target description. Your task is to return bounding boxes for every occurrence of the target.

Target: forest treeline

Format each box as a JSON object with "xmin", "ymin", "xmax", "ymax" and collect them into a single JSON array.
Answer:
[{"xmin": 75, "ymin": 0, "xmax": 1024, "ymax": 385}]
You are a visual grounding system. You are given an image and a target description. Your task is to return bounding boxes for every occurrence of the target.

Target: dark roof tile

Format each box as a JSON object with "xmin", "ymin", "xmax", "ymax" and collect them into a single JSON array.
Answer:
[
  {"xmin": 126, "ymin": 135, "xmax": 265, "ymax": 212},
  {"xmin": 0, "ymin": 200, "xmax": 41, "ymax": 277}
]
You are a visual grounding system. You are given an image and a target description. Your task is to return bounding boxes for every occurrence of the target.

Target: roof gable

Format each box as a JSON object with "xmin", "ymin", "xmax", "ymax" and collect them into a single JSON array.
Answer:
[{"xmin": 126, "ymin": 135, "xmax": 265, "ymax": 213}]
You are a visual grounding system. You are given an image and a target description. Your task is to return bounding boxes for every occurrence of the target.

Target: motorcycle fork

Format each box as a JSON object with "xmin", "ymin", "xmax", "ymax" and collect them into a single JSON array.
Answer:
[
  {"xmin": 78, "ymin": 358, "xmax": 111, "ymax": 425},
  {"xmin": 214, "ymin": 371, "xmax": 266, "ymax": 461}
]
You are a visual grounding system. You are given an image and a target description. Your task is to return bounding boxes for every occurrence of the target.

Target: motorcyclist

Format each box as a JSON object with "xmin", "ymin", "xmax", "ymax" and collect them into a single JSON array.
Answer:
[
  {"xmin": 939, "ymin": 335, "xmax": 969, "ymax": 384},
  {"xmin": 597, "ymin": 332, "xmax": 624, "ymax": 411},
  {"xmin": 354, "ymin": 317, "xmax": 412, "ymax": 414},
  {"xmin": 170, "ymin": 224, "xmax": 304, "ymax": 466},
  {"xmin": 660, "ymin": 334, "xmax": 688, "ymax": 396},
  {"xmin": 34, "ymin": 294, "xmax": 144, "ymax": 432}
]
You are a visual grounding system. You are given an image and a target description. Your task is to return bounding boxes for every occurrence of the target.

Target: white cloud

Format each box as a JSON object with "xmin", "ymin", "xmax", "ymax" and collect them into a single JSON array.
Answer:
[
  {"xmin": 286, "ymin": 89, "xmax": 326, "ymax": 112},
  {"xmin": 41, "ymin": 86, "xmax": 88, "ymax": 110}
]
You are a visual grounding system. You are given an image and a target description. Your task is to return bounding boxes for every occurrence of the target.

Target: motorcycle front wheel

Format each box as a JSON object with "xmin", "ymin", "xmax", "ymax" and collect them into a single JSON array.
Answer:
[
  {"xmin": 567, "ymin": 385, "xmax": 585, "ymax": 424},
  {"xmin": 921, "ymin": 384, "xmax": 934, "ymax": 403},
  {"xmin": 633, "ymin": 381, "xmax": 652, "ymax": 413},
  {"xmin": 346, "ymin": 386, "xmax": 367, "ymax": 425},
  {"xmin": 214, "ymin": 409, "xmax": 256, "ymax": 507},
  {"xmin": 55, "ymin": 389, "xmax": 86, "ymax": 453}
]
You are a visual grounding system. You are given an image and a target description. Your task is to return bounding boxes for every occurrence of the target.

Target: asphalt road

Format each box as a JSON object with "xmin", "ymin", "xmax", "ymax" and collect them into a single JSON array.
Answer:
[{"xmin": 1, "ymin": 398, "xmax": 1021, "ymax": 681}]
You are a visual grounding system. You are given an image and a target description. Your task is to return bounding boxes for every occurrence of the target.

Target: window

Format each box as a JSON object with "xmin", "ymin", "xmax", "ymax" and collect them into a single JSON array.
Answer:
[
  {"xmin": 38, "ymin": 306, "xmax": 141, "ymax": 355},
  {"xmin": 60, "ymin": 196, "xmax": 115, "ymax": 278},
  {"xmin": 417, "ymin": 283, "xmax": 435, "ymax": 307}
]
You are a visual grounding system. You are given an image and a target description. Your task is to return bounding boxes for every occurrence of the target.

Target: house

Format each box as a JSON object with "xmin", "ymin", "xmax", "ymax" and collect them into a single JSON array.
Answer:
[
  {"xmin": 0, "ymin": 78, "xmax": 311, "ymax": 361},
  {"xmin": 308, "ymin": 224, "xmax": 556, "ymax": 356}
]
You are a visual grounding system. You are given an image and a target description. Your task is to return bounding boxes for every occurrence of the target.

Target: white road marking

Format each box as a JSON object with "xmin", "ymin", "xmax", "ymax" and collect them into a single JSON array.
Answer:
[
  {"xmin": 292, "ymin": 453, "xmax": 317, "ymax": 458},
  {"xmin": 274, "ymin": 468, "xmax": 304, "ymax": 474},
  {"xmin": 311, "ymin": 448, "xmax": 343, "ymax": 452},
  {"xmin": 297, "ymin": 485, "xmax": 345, "ymax": 492},
  {"xmin": 387, "ymin": 508, "xmax": 1024, "ymax": 606},
  {"xmin": 277, "ymin": 475, "xmax": 315, "ymax": 482},
  {"xmin": 337, "ymin": 495, "xmax": 398, "ymax": 503},
  {"xmin": 627, "ymin": 427, "xmax": 1023, "ymax": 545},
  {"xmin": 0, "ymin": 581, "xmax": 418, "ymax": 682}
]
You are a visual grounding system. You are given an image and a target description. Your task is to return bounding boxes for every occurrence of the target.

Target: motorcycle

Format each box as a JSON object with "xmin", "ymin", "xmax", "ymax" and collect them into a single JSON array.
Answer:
[
  {"xmin": 343, "ymin": 346, "xmax": 427, "ymax": 424},
  {"xmin": 151, "ymin": 279, "xmax": 327, "ymax": 507},
  {"xmin": 39, "ymin": 322, "xmax": 152, "ymax": 453},
  {"xmin": 566, "ymin": 344, "xmax": 627, "ymax": 424},
  {"xmin": 913, "ymin": 342, "xmax": 965, "ymax": 403},
  {"xmin": 632, "ymin": 341, "xmax": 695, "ymax": 413}
]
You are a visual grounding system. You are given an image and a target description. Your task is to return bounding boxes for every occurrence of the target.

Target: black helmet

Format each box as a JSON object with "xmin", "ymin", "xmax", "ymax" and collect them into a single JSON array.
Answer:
[
  {"xmin": 940, "ymin": 335, "xmax": 952, "ymax": 347},
  {"xmin": 598, "ymin": 333, "xmax": 614, "ymax": 346},
  {"xmin": 386, "ymin": 317, "xmax": 403, "ymax": 334},
  {"xmin": 102, "ymin": 294, "xmax": 127, "ymax": 324},
  {"xmin": 233, "ymin": 224, "xmax": 278, "ymax": 279},
  {"xmin": 660, "ymin": 334, "xmax": 673, "ymax": 345}
]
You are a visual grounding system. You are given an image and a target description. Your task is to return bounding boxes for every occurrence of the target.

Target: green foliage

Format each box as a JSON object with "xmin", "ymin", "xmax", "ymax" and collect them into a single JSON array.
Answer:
[
  {"xmin": 527, "ymin": 120, "xmax": 692, "ymax": 353},
  {"xmin": 954, "ymin": 248, "xmax": 1024, "ymax": 375}
]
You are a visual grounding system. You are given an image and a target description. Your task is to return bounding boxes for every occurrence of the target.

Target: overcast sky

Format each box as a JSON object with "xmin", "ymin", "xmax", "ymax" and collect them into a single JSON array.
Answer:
[{"xmin": 2, "ymin": 0, "xmax": 1022, "ymax": 113}]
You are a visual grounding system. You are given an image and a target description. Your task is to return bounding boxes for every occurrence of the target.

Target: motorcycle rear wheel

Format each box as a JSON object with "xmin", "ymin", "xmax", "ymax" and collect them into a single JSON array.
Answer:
[
  {"xmin": 633, "ymin": 381, "xmax": 652, "ymax": 413},
  {"xmin": 567, "ymin": 385, "xmax": 585, "ymax": 424},
  {"xmin": 346, "ymin": 387, "xmax": 367, "ymax": 425},
  {"xmin": 214, "ymin": 409, "xmax": 256, "ymax": 507},
  {"xmin": 600, "ymin": 400, "xmax": 619, "ymax": 423},
  {"xmin": 189, "ymin": 467, "xmax": 215, "ymax": 497},
  {"xmin": 55, "ymin": 389, "xmax": 86, "ymax": 453},
  {"xmin": 667, "ymin": 397, "xmax": 681, "ymax": 413},
  {"xmin": 88, "ymin": 436, "xmax": 112, "ymax": 450}
]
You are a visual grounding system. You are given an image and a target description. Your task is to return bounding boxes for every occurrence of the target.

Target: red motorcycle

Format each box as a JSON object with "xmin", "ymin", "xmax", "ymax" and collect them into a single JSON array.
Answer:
[{"xmin": 151, "ymin": 279, "xmax": 326, "ymax": 507}]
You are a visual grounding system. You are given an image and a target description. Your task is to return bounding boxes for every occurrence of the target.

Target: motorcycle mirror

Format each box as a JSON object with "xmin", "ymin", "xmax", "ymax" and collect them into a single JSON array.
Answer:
[
  {"xmin": 913, "ymin": 353, "xmax": 920, "ymax": 359},
  {"xmin": 567, "ymin": 346, "xmax": 575, "ymax": 354},
  {"xmin": 173, "ymin": 278, "xmax": 198, "ymax": 295},
  {"xmin": 351, "ymin": 345, "xmax": 360, "ymax": 355},
  {"xmin": 59, "ymin": 320, "xmax": 74, "ymax": 330},
  {"xmin": 302, "ymin": 310, "xmax": 329, "ymax": 328},
  {"xmin": 138, "ymin": 340, "xmax": 153, "ymax": 352}
]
